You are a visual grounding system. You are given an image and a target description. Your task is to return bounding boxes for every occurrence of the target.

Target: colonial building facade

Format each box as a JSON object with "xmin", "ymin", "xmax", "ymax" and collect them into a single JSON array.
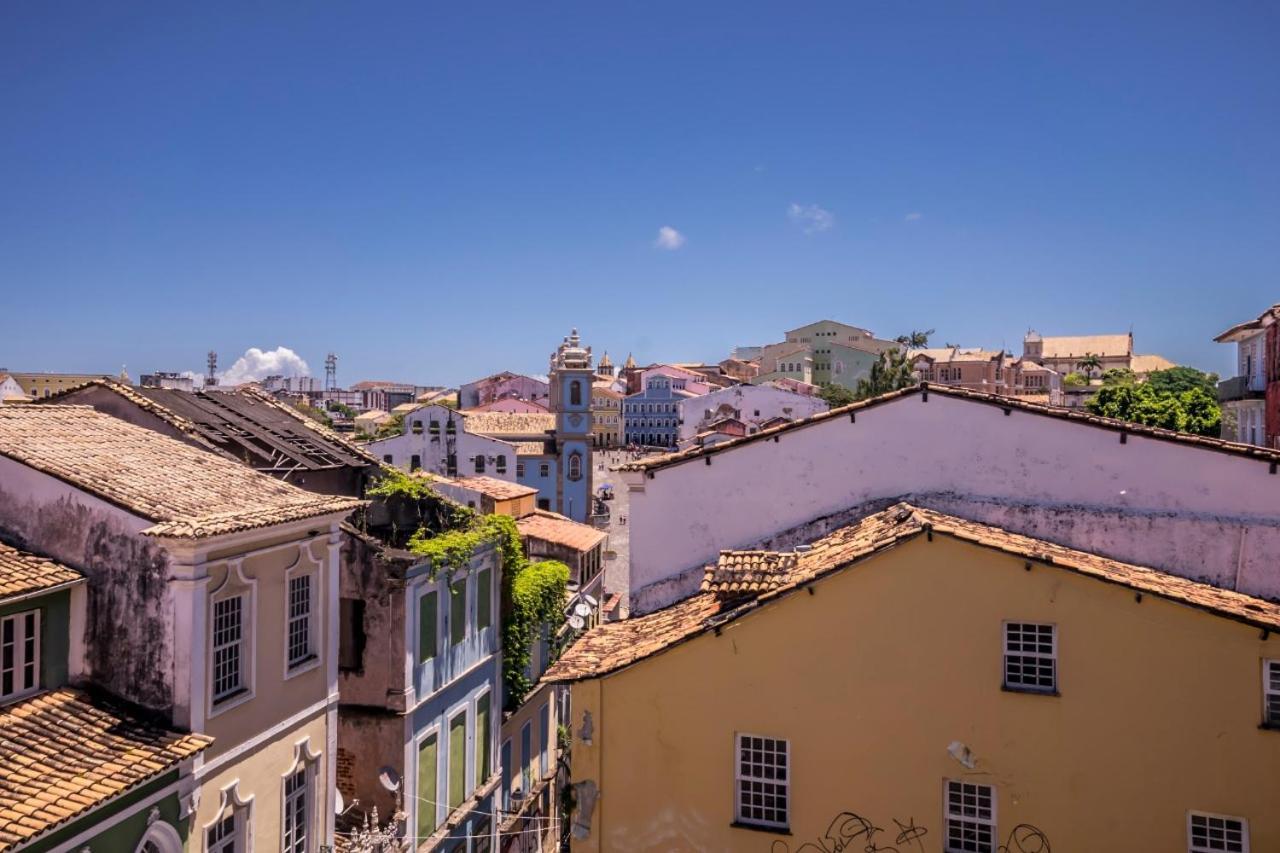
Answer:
[
  {"xmin": 1216, "ymin": 304, "xmax": 1279, "ymax": 449},
  {"xmin": 548, "ymin": 504, "xmax": 1280, "ymax": 852}
]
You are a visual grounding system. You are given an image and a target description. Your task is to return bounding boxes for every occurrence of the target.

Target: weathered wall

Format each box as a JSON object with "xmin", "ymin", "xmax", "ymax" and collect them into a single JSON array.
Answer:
[
  {"xmin": 0, "ymin": 456, "xmax": 173, "ymax": 712},
  {"xmin": 624, "ymin": 393, "xmax": 1280, "ymax": 613},
  {"xmin": 336, "ymin": 709, "xmax": 404, "ymax": 821},
  {"xmin": 677, "ymin": 384, "xmax": 828, "ymax": 443},
  {"xmin": 572, "ymin": 535, "xmax": 1280, "ymax": 853},
  {"xmin": 338, "ymin": 530, "xmax": 409, "ymax": 710}
]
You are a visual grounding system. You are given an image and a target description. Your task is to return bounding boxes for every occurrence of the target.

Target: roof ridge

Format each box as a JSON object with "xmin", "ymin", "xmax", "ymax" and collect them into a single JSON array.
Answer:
[{"xmin": 616, "ymin": 382, "xmax": 1280, "ymax": 473}]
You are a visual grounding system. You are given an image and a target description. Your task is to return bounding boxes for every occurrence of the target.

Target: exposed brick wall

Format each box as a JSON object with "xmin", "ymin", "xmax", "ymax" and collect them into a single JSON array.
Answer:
[{"xmin": 337, "ymin": 746, "xmax": 356, "ymax": 799}]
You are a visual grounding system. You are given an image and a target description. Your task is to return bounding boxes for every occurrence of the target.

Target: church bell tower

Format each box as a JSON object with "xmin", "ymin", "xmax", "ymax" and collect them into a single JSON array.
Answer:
[{"xmin": 549, "ymin": 329, "xmax": 594, "ymax": 523}]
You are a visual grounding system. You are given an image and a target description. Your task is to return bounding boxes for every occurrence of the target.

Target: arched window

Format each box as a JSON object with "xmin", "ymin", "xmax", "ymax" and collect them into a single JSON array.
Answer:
[
  {"xmin": 568, "ymin": 452, "xmax": 583, "ymax": 481},
  {"xmin": 135, "ymin": 814, "xmax": 183, "ymax": 853},
  {"xmin": 570, "ymin": 381, "xmax": 582, "ymax": 407}
]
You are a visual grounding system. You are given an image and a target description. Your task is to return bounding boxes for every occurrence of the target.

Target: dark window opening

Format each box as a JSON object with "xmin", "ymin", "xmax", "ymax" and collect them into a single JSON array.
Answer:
[{"xmin": 339, "ymin": 598, "xmax": 366, "ymax": 672}]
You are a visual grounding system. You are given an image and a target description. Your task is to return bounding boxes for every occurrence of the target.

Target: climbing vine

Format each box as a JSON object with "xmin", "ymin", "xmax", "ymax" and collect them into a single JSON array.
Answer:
[
  {"xmin": 505, "ymin": 558, "xmax": 569, "ymax": 711},
  {"xmin": 403, "ymin": 503, "xmax": 569, "ymax": 709}
]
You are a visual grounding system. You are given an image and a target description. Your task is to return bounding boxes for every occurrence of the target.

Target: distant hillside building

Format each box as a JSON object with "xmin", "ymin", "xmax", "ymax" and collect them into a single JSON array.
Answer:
[
  {"xmin": 1215, "ymin": 304, "xmax": 1279, "ymax": 448},
  {"xmin": 737, "ymin": 319, "xmax": 898, "ymax": 392},
  {"xmin": 458, "ymin": 372, "xmax": 550, "ymax": 410}
]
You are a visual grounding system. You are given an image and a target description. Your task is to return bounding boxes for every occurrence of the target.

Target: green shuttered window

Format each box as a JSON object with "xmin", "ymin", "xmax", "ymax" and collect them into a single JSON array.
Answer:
[
  {"xmin": 449, "ymin": 711, "xmax": 467, "ymax": 808},
  {"xmin": 477, "ymin": 568, "xmax": 492, "ymax": 632},
  {"xmin": 417, "ymin": 733, "xmax": 438, "ymax": 839},
  {"xmin": 418, "ymin": 591, "xmax": 437, "ymax": 663},
  {"xmin": 450, "ymin": 579, "xmax": 467, "ymax": 645},
  {"xmin": 476, "ymin": 693, "xmax": 491, "ymax": 783}
]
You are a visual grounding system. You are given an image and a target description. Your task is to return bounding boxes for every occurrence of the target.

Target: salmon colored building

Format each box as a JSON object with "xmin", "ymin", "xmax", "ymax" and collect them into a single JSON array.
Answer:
[{"xmin": 546, "ymin": 504, "xmax": 1280, "ymax": 853}]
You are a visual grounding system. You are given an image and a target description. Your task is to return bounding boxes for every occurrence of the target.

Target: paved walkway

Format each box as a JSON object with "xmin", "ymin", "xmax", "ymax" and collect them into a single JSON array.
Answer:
[{"xmin": 594, "ymin": 448, "xmax": 647, "ymax": 618}]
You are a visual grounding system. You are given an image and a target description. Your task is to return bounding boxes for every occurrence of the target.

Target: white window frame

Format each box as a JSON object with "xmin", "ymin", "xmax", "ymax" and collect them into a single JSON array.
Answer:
[
  {"xmin": 202, "ymin": 781, "xmax": 253, "ymax": 853},
  {"xmin": 134, "ymin": 817, "xmax": 183, "ymax": 853},
  {"xmin": 0, "ymin": 609, "xmax": 40, "ymax": 703},
  {"xmin": 733, "ymin": 732, "xmax": 790, "ymax": 830},
  {"xmin": 943, "ymin": 779, "xmax": 996, "ymax": 853},
  {"xmin": 414, "ymin": 722, "xmax": 443, "ymax": 843},
  {"xmin": 1263, "ymin": 659, "xmax": 1280, "ymax": 728},
  {"xmin": 1002, "ymin": 621, "xmax": 1057, "ymax": 694},
  {"xmin": 445, "ymin": 695, "xmax": 475, "ymax": 810},
  {"xmin": 210, "ymin": 592, "xmax": 251, "ymax": 711},
  {"xmin": 280, "ymin": 738, "xmax": 321, "ymax": 853},
  {"xmin": 283, "ymin": 558, "xmax": 321, "ymax": 680},
  {"xmin": 1188, "ymin": 811, "xmax": 1249, "ymax": 853}
]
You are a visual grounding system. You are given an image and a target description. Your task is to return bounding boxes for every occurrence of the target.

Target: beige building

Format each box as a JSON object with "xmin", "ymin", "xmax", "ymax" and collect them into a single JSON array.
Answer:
[
  {"xmin": 0, "ymin": 405, "xmax": 361, "ymax": 853},
  {"xmin": 547, "ymin": 503, "xmax": 1280, "ymax": 852},
  {"xmin": 911, "ymin": 347, "xmax": 1063, "ymax": 403},
  {"xmin": 590, "ymin": 383, "xmax": 622, "ymax": 448},
  {"xmin": 8, "ymin": 372, "xmax": 117, "ymax": 400},
  {"xmin": 1021, "ymin": 330, "xmax": 1173, "ymax": 379}
]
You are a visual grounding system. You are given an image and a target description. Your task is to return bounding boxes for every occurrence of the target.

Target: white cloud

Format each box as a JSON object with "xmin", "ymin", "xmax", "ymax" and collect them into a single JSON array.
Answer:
[
  {"xmin": 788, "ymin": 203, "xmax": 834, "ymax": 234},
  {"xmin": 218, "ymin": 346, "xmax": 311, "ymax": 386},
  {"xmin": 653, "ymin": 226, "xmax": 686, "ymax": 251},
  {"xmin": 904, "ymin": 212, "xmax": 923, "ymax": 222}
]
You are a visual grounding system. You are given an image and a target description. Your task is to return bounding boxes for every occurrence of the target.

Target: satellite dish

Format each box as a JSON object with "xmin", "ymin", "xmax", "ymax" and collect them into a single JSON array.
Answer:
[
  {"xmin": 568, "ymin": 614, "xmax": 586, "ymax": 630},
  {"xmin": 574, "ymin": 602, "xmax": 592, "ymax": 618},
  {"xmin": 378, "ymin": 767, "xmax": 402, "ymax": 793},
  {"xmin": 335, "ymin": 791, "xmax": 345, "ymax": 815},
  {"xmin": 583, "ymin": 594, "xmax": 598, "ymax": 607}
]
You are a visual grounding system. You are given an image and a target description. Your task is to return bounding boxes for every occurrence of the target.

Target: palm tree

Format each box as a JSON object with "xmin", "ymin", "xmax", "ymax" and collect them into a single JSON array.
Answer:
[
  {"xmin": 855, "ymin": 348, "xmax": 919, "ymax": 400},
  {"xmin": 1076, "ymin": 353, "xmax": 1102, "ymax": 379},
  {"xmin": 894, "ymin": 329, "xmax": 935, "ymax": 349}
]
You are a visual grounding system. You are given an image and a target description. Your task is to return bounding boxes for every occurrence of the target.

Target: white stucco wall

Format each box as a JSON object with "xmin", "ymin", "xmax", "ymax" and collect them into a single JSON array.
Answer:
[
  {"xmin": 676, "ymin": 384, "xmax": 829, "ymax": 442},
  {"xmin": 365, "ymin": 405, "xmax": 519, "ymax": 481},
  {"xmin": 622, "ymin": 393, "xmax": 1280, "ymax": 612}
]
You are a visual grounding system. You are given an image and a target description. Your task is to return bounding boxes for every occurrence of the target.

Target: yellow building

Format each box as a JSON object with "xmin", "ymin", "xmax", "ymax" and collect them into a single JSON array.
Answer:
[
  {"xmin": 590, "ymin": 383, "xmax": 622, "ymax": 449},
  {"xmin": 546, "ymin": 504, "xmax": 1280, "ymax": 853}
]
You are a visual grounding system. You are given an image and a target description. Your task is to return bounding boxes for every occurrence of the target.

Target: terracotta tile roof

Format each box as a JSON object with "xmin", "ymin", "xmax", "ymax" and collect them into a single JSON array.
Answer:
[
  {"xmin": 0, "ymin": 543, "xmax": 83, "ymax": 604},
  {"xmin": 0, "ymin": 406, "xmax": 362, "ymax": 539},
  {"xmin": 462, "ymin": 412, "xmax": 556, "ymax": 438},
  {"xmin": 0, "ymin": 688, "xmax": 212, "ymax": 850},
  {"xmin": 41, "ymin": 379, "xmax": 378, "ymax": 468},
  {"xmin": 517, "ymin": 510, "xmax": 607, "ymax": 552},
  {"xmin": 1130, "ymin": 353, "xmax": 1176, "ymax": 374},
  {"xmin": 702, "ymin": 551, "xmax": 796, "ymax": 598},
  {"xmin": 911, "ymin": 347, "xmax": 1004, "ymax": 363},
  {"xmin": 1214, "ymin": 304, "xmax": 1280, "ymax": 342},
  {"xmin": 513, "ymin": 441, "xmax": 551, "ymax": 456},
  {"xmin": 449, "ymin": 475, "xmax": 538, "ymax": 501},
  {"xmin": 1038, "ymin": 334, "xmax": 1131, "ymax": 359},
  {"xmin": 544, "ymin": 503, "xmax": 1280, "ymax": 682},
  {"xmin": 616, "ymin": 382, "xmax": 1280, "ymax": 473}
]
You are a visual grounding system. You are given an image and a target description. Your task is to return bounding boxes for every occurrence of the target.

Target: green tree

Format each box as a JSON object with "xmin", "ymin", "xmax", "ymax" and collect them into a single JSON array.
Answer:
[
  {"xmin": 374, "ymin": 413, "xmax": 405, "ymax": 439},
  {"xmin": 1100, "ymin": 368, "xmax": 1136, "ymax": 387},
  {"xmin": 1144, "ymin": 366, "xmax": 1219, "ymax": 397},
  {"xmin": 817, "ymin": 382, "xmax": 857, "ymax": 409},
  {"xmin": 1076, "ymin": 353, "xmax": 1102, "ymax": 378},
  {"xmin": 855, "ymin": 347, "xmax": 918, "ymax": 401},
  {"xmin": 894, "ymin": 329, "xmax": 935, "ymax": 349},
  {"xmin": 1062, "ymin": 372, "xmax": 1088, "ymax": 388},
  {"xmin": 1086, "ymin": 383, "xmax": 1220, "ymax": 438}
]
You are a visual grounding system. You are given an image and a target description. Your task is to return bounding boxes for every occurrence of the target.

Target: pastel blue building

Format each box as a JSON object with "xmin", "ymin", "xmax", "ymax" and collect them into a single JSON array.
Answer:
[
  {"xmin": 542, "ymin": 329, "xmax": 595, "ymax": 521},
  {"xmin": 623, "ymin": 373, "xmax": 697, "ymax": 448}
]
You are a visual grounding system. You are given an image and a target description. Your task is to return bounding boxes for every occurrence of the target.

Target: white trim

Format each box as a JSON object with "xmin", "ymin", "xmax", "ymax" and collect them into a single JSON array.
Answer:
[
  {"xmin": 1001, "ymin": 621, "xmax": 1058, "ymax": 693},
  {"xmin": 943, "ymin": 779, "xmax": 996, "ymax": 853},
  {"xmin": 201, "ymin": 779, "xmax": 254, "ymax": 853},
  {"xmin": 733, "ymin": 732, "xmax": 790, "ymax": 830},
  {"xmin": 1188, "ymin": 810, "xmax": 1250, "ymax": 853},
  {"xmin": 0, "ymin": 608, "xmax": 41, "ymax": 704},
  {"xmin": 413, "ymin": 721, "xmax": 443, "ymax": 844},
  {"xmin": 281, "ymin": 737, "xmax": 322, "ymax": 853},
  {"xmin": 46, "ymin": 777, "xmax": 182, "ymax": 853},
  {"xmin": 283, "ymin": 547, "xmax": 322, "ymax": 681},
  {"xmin": 207, "ymin": 559, "xmax": 258, "ymax": 719},
  {"xmin": 134, "ymin": 818, "xmax": 182, "ymax": 853},
  {"xmin": 195, "ymin": 693, "xmax": 336, "ymax": 779},
  {"xmin": 1263, "ymin": 659, "xmax": 1280, "ymax": 727}
]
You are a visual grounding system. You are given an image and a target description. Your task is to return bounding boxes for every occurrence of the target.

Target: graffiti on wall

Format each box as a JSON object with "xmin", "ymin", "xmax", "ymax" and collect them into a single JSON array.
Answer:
[{"xmin": 768, "ymin": 809, "xmax": 1050, "ymax": 853}]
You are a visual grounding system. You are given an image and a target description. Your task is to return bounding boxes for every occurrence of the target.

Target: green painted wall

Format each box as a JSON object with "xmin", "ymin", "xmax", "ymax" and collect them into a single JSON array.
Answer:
[
  {"xmin": 0, "ymin": 588, "xmax": 70, "ymax": 691},
  {"xmin": 21, "ymin": 771, "xmax": 186, "ymax": 853}
]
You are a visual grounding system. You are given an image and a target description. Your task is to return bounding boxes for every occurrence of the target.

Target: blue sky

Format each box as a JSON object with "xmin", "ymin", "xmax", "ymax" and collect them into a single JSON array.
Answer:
[{"xmin": 1, "ymin": 3, "xmax": 1276, "ymax": 385}]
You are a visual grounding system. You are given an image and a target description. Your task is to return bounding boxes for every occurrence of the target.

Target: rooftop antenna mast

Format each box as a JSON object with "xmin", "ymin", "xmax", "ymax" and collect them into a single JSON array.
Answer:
[
  {"xmin": 325, "ymin": 353, "xmax": 338, "ymax": 391},
  {"xmin": 205, "ymin": 351, "xmax": 218, "ymax": 387}
]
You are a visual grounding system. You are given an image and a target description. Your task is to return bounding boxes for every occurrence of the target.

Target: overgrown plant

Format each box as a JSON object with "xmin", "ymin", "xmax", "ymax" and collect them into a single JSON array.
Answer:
[{"xmin": 402, "ymin": 504, "xmax": 569, "ymax": 709}]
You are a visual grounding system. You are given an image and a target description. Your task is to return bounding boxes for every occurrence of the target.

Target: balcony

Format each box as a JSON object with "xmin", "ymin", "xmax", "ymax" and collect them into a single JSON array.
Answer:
[{"xmin": 1218, "ymin": 374, "xmax": 1265, "ymax": 402}]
